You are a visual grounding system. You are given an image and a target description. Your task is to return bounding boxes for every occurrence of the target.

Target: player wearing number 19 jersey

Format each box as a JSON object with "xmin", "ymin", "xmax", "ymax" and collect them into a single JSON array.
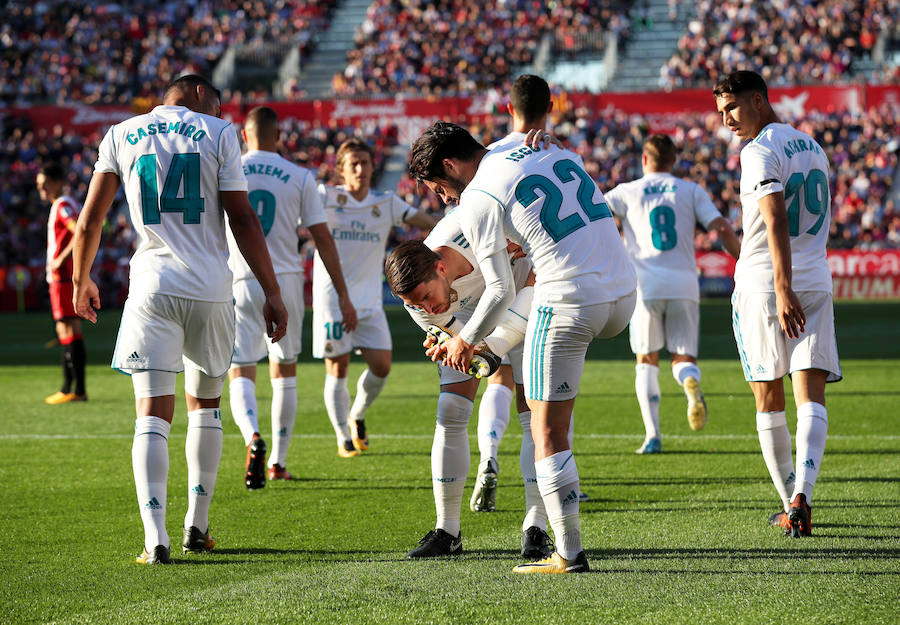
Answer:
[
  {"xmin": 604, "ymin": 135, "xmax": 740, "ymax": 454},
  {"xmin": 72, "ymin": 75, "xmax": 287, "ymax": 565},
  {"xmin": 715, "ymin": 70, "xmax": 840, "ymax": 539},
  {"xmin": 409, "ymin": 122, "xmax": 636, "ymax": 574}
]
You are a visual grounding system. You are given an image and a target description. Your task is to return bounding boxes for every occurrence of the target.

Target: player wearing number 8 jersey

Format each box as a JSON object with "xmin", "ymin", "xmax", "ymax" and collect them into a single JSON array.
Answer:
[
  {"xmin": 409, "ymin": 122, "xmax": 636, "ymax": 573},
  {"xmin": 714, "ymin": 70, "xmax": 841, "ymax": 539},
  {"xmin": 72, "ymin": 75, "xmax": 287, "ymax": 565},
  {"xmin": 604, "ymin": 135, "xmax": 740, "ymax": 453}
]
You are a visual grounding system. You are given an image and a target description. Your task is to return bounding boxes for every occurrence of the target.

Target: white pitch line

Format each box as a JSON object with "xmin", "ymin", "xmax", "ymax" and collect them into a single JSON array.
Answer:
[{"xmin": 0, "ymin": 433, "xmax": 897, "ymax": 441}]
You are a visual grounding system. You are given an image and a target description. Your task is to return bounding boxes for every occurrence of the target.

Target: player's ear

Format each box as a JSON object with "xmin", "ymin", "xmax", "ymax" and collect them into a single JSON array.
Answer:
[{"xmin": 507, "ymin": 102, "xmax": 515, "ymax": 118}]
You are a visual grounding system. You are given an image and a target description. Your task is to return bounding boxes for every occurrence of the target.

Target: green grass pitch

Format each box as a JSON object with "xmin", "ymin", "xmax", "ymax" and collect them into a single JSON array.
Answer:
[{"xmin": 0, "ymin": 301, "xmax": 897, "ymax": 624}]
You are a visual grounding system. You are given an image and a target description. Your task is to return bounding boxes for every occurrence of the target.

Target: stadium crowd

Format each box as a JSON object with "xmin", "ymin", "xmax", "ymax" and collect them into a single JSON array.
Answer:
[
  {"xmin": 333, "ymin": 0, "xmax": 633, "ymax": 97},
  {"xmin": 659, "ymin": 0, "xmax": 895, "ymax": 90}
]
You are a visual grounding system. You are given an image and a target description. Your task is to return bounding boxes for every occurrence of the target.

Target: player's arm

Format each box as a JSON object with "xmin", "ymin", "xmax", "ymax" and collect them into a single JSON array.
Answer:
[
  {"xmin": 403, "ymin": 210, "xmax": 438, "ymax": 230},
  {"xmin": 222, "ymin": 190, "xmax": 288, "ymax": 342},
  {"xmin": 72, "ymin": 172, "xmax": 120, "ymax": 323},
  {"xmin": 307, "ymin": 222, "xmax": 358, "ymax": 332},
  {"xmin": 707, "ymin": 216, "xmax": 741, "ymax": 260},
  {"xmin": 758, "ymin": 192, "xmax": 805, "ymax": 338},
  {"xmin": 51, "ymin": 221, "xmax": 79, "ymax": 271}
]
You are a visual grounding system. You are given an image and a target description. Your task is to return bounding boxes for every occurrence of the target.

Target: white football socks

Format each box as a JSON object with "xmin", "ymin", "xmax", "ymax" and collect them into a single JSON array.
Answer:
[
  {"xmin": 270, "ymin": 376, "xmax": 297, "ymax": 468},
  {"xmin": 133, "ymin": 416, "xmax": 171, "ymax": 551},
  {"xmin": 756, "ymin": 410, "xmax": 795, "ymax": 511},
  {"xmin": 477, "ymin": 383, "xmax": 513, "ymax": 464},
  {"xmin": 672, "ymin": 361, "xmax": 701, "ymax": 386},
  {"xmin": 518, "ymin": 410, "xmax": 547, "ymax": 531},
  {"xmin": 536, "ymin": 450, "xmax": 582, "ymax": 560},
  {"xmin": 635, "ymin": 363, "xmax": 661, "ymax": 441},
  {"xmin": 348, "ymin": 369, "xmax": 388, "ymax": 422},
  {"xmin": 184, "ymin": 409, "xmax": 223, "ymax": 533},
  {"xmin": 324, "ymin": 374, "xmax": 351, "ymax": 444},
  {"xmin": 229, "ymin": 376, "xmax": 259, "ymax": 446},
  {"xmin": 793, "ymin": 402, "xmax": 828, "ymax": 504},
  {"xmin": 432, "ymin": 392, "xmax": 473, "ymax": 537}
]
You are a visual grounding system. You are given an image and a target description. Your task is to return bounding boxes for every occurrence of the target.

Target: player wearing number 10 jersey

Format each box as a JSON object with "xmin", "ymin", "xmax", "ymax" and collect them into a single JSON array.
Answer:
[
  {"xmin": 408, "ymin": 122, "xmax": 636, "ymax": 574},
  {"xmin": 714, "ymin": 70, "xmax": 840, "ymax": 539},
  {"xmin": 72, "ymin": 75, "xmax": 287, "ymax": 565}
]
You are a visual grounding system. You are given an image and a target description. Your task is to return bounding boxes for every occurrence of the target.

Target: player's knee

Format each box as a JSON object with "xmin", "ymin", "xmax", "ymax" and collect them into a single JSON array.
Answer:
[
  {"xmin": 185, "ymin": 366, "xmax": 226, "ymax": 401},
  {"xmin": 436, "ymin": 392, "xmax": 473, "ymax": 428}
]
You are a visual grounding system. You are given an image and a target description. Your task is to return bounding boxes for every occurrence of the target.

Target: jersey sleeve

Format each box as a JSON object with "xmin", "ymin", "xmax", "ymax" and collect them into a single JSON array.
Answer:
[
  {"xmin": 94, "ymin": 126, "xmax": 120, "ymax": 176},
  {"xmin": 692, "ymin": 183, "xmax": 722, "ymax": 229},
  {"xmin": 57, "ymin": 199, "xmax": 79, "ymax": 225},
  {"xmin": 740, "ymin": 143, "xmax": 784, "ymax": 201},
  {"xmin": 457, "ymin": 189, "xmax": 508, "ymax": 264},
  {"xmin": 217, "ymin": 125, "xmax": 248, "ymax": 192},
  {"xmin": 298, "ymin": 171, "xmax": 327, "ymax": 228},
  {"xmin": 393, "ymin": 195, "xmax": 418, "ymax": 226},
  {"xmin": 604, "ymin": 185, "xmax": 627, "ymax": 218}
]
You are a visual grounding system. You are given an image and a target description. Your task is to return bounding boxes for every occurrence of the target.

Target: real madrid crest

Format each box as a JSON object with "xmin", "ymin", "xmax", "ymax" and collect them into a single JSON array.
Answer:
[
  {"xmin": 449, "ymin": 288, "xmax": 458, "ymax": 304},
  {"xmin": 325, "ymin": 342, "xmax": 333, "ymax": 353},
  {"xmin": 337, "ymin": 194, "xmax": 347, "ymax": 206},
  {"xmin": 371, "ymin": 204, "xmax": 381, "ymax": 217}
]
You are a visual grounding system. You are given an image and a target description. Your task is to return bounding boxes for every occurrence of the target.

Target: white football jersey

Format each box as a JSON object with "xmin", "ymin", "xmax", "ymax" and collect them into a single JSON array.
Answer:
[
  {"xmin": 736, "ymin": 122, "xmax": 832, "ymax": 293},
  {"xmin": 94, "ymin": 105, "xmax": 247, "ymax": 302},
  {"xmin": 312, "ymin": 185, "xmax": 420, "ymax": 313},
  {"xmin": 605, "ymin": 172, "xmax": 721, "ymax": 301},
  {"xmin": 404, "ymin": 209, "xmax": 532, "ymax": 331},
  {"xmin": 226, "ymin": 150, "xmax": 326, "ymax": 282},
  {"xmin": 458, "ymin": 136, "xmax": 636, "ymax": 308}
]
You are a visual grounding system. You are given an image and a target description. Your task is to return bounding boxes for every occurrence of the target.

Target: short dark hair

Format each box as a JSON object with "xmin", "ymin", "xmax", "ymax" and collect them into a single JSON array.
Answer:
[
  {"xmin": 336, "ymin": 137, "xmax": 376, "ymax": 171},
  {"xmin": 510, "ymin": 74, "xmax": 551, "ymax": 124},
  {"xmin": 643, "ymin": 134, "xmax": 677, "ymax": 169},
  {"xmin": 713, "ymin": 70, "xmax": 768, "ymax": 101},
  {"xmin": 165, "ymin": 74, "xmax": 221, "ymax": 102},
  {"xmin": 384, "ymin": 240, "xmax": 441, "ymax": 296},
  {"xmin": 39, "ymin": 162, "xmax": 65, "ymax": 182},
  {"xmin": 408, "ymin": 121, "xmax": 485, "ymax": 182},
  {"xmin": 244, "ymin": 106, "xmax": 279, "ymax": 141}
]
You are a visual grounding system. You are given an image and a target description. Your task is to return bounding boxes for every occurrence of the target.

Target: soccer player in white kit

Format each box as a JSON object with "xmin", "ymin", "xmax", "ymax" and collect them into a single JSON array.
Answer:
[
  {"xmin": 714, "ymin": 70, "xmax": 841, "ymax": 538},
  {"xmin": 409, "ymin": 122, "xmax": 637, "ymax": 573},
  {"xmin": 313, "ymin": 138, "xmax": 436, "ymax": 457},
  {"xmin": 385, "ymin": 213, "xmax": 556, "ymax": 560},
  {"xmin": 605, "ymin": 134, "xmax": 740, "ymax": 454},
  {"xmin": 226, "ymin": 106, "xmax": 357, "ymax": 489},
  {"xmin": 71, "ymin": 75, "xmax": 288, "ymax": 565}
]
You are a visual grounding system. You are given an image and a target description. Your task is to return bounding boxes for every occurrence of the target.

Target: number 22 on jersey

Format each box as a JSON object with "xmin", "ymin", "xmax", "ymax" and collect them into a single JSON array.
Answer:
[{"xmin": 136, "ymin": 153, "xmax": 205, "ymax": 225}]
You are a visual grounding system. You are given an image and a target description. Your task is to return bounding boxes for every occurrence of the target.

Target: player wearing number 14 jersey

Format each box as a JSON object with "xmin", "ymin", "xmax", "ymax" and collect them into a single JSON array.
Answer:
[
  {"xmin": 714, "ymin": 70, "xmax": 840, "ymax": 539},
  {"xmin": 604, "ymin": 135, "xmax": 740, "ymax": 454},
  {"xmin": 72, "ymin": 75, "xmax": 287, "ymax": 565}
]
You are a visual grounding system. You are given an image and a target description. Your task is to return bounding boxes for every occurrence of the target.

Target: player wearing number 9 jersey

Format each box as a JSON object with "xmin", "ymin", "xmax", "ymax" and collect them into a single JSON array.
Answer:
[
  {"xmin": 72, "ymin": 75, "xmax": 287, "ymax": 565},
  {"xmin": 714, "ymin": 70, "xmax": 840, "ymax": 540},
  {"xmin": 604, "ymin": 135, "xmax": 740, "ymax": 454},
  {"xmin": 408, "ymin": 122, "xmax": 636, "ymax": 574}
]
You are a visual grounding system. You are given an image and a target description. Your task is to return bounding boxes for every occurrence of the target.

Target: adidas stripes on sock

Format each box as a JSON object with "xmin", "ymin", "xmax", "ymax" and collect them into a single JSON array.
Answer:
[
  {"xmin": 536, "ymin": 450, "xmax": 582, "ymax": 560},
  {"xmin": 477, "ymin": 383, "xmax": 513, "ymax": 464},
  {"xmin": 756, "ymin": 410, "xmax": 795, "ymax": 511},
  {"xmin": 184, "ymin": 409, "xmax": 223, "ymax": 533},
  {"xmin": 635, "ymin": 363, "xmax": 661, "ymax": 441},
  {"xmin": 229, "ymin": 376, "xmax": 260, "ymax": 446},
  {"xmin": 519, "ymin": 410, "xmax": 547, "ymax": 532},
  {"xmin": 133, "ymin": 416, "xmax": 171, "ymax": 551},
  {"xmin": 348, "ymin": 369, "xmax": 388, "ymax": 422},
  {"xmin": 432, "ymin": 392, "xmax": 473, "ymax": 537},
  {"xmin": 793, "ymin": 402, "xmax": 828, "ymax": 504},
  {"xmin": 324, "ymin": 375, "xmax": 351, "ymax": 444},
  {"xmin": 270, "ymin": 376, "xmax": 297, "ymax": 468}
]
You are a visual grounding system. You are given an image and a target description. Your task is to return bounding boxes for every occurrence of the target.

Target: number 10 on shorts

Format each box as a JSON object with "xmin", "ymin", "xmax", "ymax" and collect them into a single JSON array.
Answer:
[{"xmin": 325, "ymin": 321, "xmax": 344, "ymax": 340}]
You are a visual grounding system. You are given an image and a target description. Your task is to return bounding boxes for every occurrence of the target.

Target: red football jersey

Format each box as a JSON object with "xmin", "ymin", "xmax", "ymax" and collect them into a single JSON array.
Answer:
[{"xmin": 46, "ymin": 195, "xmax": 80, "ymax": 283}]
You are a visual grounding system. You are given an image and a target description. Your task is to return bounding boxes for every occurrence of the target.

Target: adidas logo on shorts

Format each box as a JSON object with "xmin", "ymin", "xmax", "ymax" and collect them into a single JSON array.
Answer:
[{"xmin": 555, "ymin": 381, "xmax": 572, "ymax": 394}]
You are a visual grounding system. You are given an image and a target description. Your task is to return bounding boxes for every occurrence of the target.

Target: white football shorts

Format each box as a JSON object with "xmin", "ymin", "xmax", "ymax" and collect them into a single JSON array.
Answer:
[
  {"xmin": 525, "ymin": 291, "xmax": 636, "ymax": 402},
  {"xmin": 112, "ymin": 292, "xmax": 235, "ymax": 378},
  {"xmin": 731, "ymin": 290, "xmax": 842, "ymax": 383},
  {"xmin": 312, "ymin": 307, "xmax": 391, "ymax": 359},
  {"xmin": 629, "ymin": 297, "xmax": 699, "ymax": 357},
  {"xmin": 232, "ymin": 273, "xmax": 304, "ymax": 365}
]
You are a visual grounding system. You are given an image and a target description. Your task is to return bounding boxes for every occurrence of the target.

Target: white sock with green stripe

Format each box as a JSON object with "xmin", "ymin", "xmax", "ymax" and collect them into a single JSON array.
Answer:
[
  {"xmin": 184, "ymin": 409, "xmax": 223, "ymax": 532},
  {"xmin": 270, "ymin": 376, "xmax": 297, "ymax": 468},
  {"xmin": 349, "ymin": 369, "xmax": 388, "ymax": 422},
  {"xmin": 793, "ymin": 402, "xmax": 828, "ymax": 504},
  {"xmin": 133, "ymin": 416, "xmax": 170, "ymax": 551},
  {"xmin": 324, "ymin": 375, "xmax": 351, "ymax": 445},
  {"xmin": 519, "ymin": 410, "xmax": 547, "ymax": 531},
  {"xmin": 536, "ymin": 450, "xmax": 582, "ymax": 560},
  {"xmin": 228, "ymin": 376, "xmax": 259, "ymax": 446},
  {"xmin": 477, "ymin": 383, "xmax": 513, "ymax": 463},
  {"xmin": 635, "ymin": 363, "xmax": 661, "ymax": 441},
  {"xmin": 756, "ymin": 410, "xmax": 795, "ymax": 511},
  {"xmin": 433, "ymin": 392, "xmax": 473, "ymax": 537}
]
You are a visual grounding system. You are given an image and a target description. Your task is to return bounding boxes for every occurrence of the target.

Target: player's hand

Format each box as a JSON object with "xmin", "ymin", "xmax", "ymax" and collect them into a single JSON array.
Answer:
[
  {"xmin": 263, "ymin": 293, "xmax": 289, "ymax": 343},
  {"xmin": 428, "ymin": 335, "xmax": 475, "ymax": 373},
  {"xmin": 775, "ymin": 287, "xmax": 806, "ymax": 339},
  {"xmin": 73, "ymin": 279, "xmax": 101, "ymax": 323},
  {"xmin": 524, "ymin": 128, "xmax": 562, "ymax": 150},
  {"xmin": 338, "ymin": 293, "xmax": 358, "ymax": 332},
  {"xmin": 506, "ymin": 240, "xmax": 526, "ymax": 260},
  {"xmin": 50, "ymin": 256, "xmax": 65, "ymax": 271}
]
